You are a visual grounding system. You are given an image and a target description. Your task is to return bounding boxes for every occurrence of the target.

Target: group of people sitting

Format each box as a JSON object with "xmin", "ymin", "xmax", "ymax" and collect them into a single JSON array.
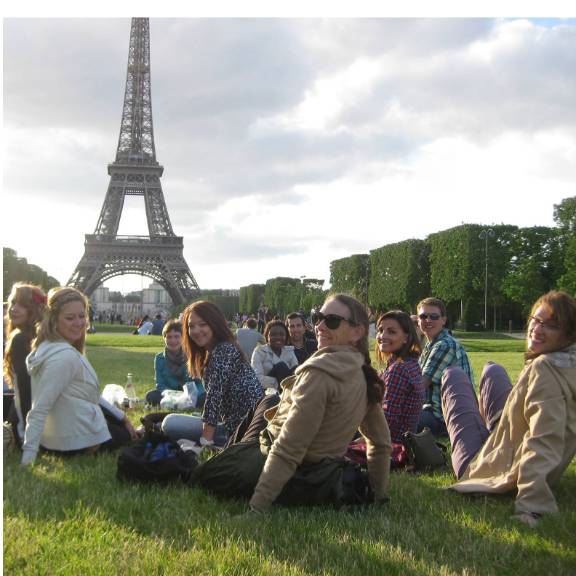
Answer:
[{"xmin": 4, "ymin": 282, "xmax": 576, "ymax": 527}]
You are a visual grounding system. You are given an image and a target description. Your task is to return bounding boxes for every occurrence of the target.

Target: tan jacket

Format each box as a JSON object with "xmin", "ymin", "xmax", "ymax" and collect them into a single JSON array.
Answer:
[
  {"xmin": 451, "ymin": 344, "xmax": 576, "ymax": 515},
  {"xmin": 249, "ymin": 345, "xmax": 392, "ymax": 512}
]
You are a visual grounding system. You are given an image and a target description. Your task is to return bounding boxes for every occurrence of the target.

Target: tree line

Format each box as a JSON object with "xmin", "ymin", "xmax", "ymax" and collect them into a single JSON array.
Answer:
[
  {"xmin": 329, "ymin": 197, "xmax": 575, "ymax": 330},
  {"xmin": 3, "ymin": 248, "xmax": 60, "ymax": 301},
  {"xmin": 238, "ymin": 197, "xmax": 574, "ymax": 330},
  {"xmin": 5, "ymin": 197, "xmax": 574, "ymax": 331}
]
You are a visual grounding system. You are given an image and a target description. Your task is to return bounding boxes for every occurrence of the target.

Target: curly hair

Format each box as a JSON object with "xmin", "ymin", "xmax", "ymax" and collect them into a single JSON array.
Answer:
[{"xmin": 263, "ymin": 319, "xmax": 289, "ymax": 342}]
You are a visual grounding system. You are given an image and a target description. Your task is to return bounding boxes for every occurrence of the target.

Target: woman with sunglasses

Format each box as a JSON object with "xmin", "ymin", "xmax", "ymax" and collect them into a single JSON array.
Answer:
[
  {"xmin": 161, "ymin": 300, "xmax": 264, "ymax": 446},
  {"xmin": 4, "ymin": 283, "xmax": 47, "ymax": 447},
  {"xmin": 251, "ymin": 320, "xmax": 298, "ymax": 392},
  {"xmin": 376, "ymin": 310, "xmax": 424, "ymax": 443},
  {"xmin": 192, "ymin": 294, "xmax": 392, "ymax": 512},
  {"xmin": 442, "ymin": 291, "xmax": 576, "ymax": 527}
]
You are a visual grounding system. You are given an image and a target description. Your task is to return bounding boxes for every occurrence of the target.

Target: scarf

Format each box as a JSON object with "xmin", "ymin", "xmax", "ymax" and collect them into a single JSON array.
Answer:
[{"xmin": 164, "ymin": 347, "xmax": 187, "ymax": 376}]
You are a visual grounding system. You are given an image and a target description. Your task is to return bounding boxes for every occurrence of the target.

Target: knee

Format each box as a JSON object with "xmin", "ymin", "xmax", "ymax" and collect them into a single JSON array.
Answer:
[
  {"xmin": 441, "ymin": 366, "xmax": 467, "ymax": 390},
  {"xmin": 481, "ymin": 362, "xmax": 505, "ymax": 381},
  {"xmin": 160, "ymin": 413, "xmax": 177, "ymax": 434}
]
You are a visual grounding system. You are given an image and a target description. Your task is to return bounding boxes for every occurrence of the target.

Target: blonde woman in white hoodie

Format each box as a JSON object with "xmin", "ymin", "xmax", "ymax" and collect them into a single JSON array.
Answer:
[{"xmin": 21, "ymin": 287, "xmax": 137, "ymax": 466}]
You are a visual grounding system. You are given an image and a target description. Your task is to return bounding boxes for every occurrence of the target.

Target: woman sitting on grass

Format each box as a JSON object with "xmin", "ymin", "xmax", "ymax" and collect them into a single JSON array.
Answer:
[
  {"xmin": 375, "ymin": 310, "xmax": 424, "ymax": 443},
  {"xmin": 4, "ymin": 283, "xmax": 47, "ymax": 447},
  {"xmin": 144, "ymin": 319, "xmax": 204, "ymax": 407},
  {"xmin": 193, "ymin": 294, "xmax": 392, "ymax": 512},
  {"xmin": 21, "ymin": 287, "xmax": 138, "ymax": 466},
  {"xmin": 161, "ymin": 301, "xmax": 264, "ymax": 447},
  {"xmin": 251, "ymin": 320, "xmax": 298, "ymax": 393},
  {"xmin": 442, "ymin": 290, "xmax": 576, "ymax": 527}
]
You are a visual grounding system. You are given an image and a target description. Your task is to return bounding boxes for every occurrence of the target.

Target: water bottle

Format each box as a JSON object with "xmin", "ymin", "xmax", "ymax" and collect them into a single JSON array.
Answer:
[{"xmin": 125, "ymin": 373, "xmax": 137, "ymax": 408}]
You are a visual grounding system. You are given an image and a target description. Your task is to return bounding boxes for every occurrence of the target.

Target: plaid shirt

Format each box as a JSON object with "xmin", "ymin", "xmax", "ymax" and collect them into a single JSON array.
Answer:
[
  {"xmin": 419, "ymin": 329, "xmax": 474, "ymax": 421},
  {"xmin": 381, "ymin": 357, "xmax": 424, "ymax": 443}
]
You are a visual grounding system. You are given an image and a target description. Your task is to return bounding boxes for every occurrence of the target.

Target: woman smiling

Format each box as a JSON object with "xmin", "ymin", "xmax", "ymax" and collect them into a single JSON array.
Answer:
[
  {"xmin": 443, "ymin": 290, "xmax": 576, "ymax": 527},
  {"xmin": 161, "ymin": 301, "xmax": 263, "ymax": 446},
  {"xmin": 21, "ymin": 287, "xmax": 136, "ymax": 466},
  {"xmin": 192, "ymin": 294, "xmax": 392, "ymax": 512},
  {"xmin": 251, "ymin": 320, "xmax": 298, "ymax": 392}
]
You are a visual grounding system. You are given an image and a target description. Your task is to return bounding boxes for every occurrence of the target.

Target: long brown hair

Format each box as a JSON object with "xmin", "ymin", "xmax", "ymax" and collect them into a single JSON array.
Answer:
[
  {"xmin": 181, "ymin": 300, "xmax": 245, "ymax": 378},
  {"xmin": 3, "ymin": 283, "xmax": 47, "ymax": 386},
  {"xmin": 326, "ymin": 294, "xmax": 384, "ymax": 405},
  {"xmin": 525, "ymin": 290, "xmax": 576, "ymax": 360},
  {"xmin": 34, "ymin": 287, "xmax": 89, "ymax": 353},
  {"xmin": 375, "ymin": 310, "xmax": 422, "ymax": 365}
]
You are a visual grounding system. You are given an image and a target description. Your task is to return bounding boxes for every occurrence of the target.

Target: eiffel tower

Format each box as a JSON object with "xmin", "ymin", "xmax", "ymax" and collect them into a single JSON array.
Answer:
[{"xmin": 68, "ymin": 18, "xmax": 199, "ymax": 305}]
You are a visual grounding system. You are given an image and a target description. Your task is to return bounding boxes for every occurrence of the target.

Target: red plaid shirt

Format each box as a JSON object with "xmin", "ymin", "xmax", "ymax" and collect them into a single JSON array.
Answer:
[{"xmin": 381, "ymin": 357, "xmax": 424, "ymax": 443}]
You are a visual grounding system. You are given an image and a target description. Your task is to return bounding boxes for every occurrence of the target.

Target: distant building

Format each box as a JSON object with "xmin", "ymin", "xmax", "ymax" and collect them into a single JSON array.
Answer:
[{"xmin": 91, "ymin": 281, "xmax": 172, "ymax": 324}]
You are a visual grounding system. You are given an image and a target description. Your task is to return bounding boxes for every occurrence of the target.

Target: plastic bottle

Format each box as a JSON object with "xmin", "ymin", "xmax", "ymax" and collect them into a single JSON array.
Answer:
[{"xmin": 125, "ymin": 373, "xmax": 137, "ymax": 408}]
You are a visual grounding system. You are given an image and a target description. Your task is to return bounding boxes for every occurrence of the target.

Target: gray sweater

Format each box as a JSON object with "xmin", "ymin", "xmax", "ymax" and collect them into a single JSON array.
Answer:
[{"xmin": 22, "ymin": 341, "xmax": 116, "ymax": 464}]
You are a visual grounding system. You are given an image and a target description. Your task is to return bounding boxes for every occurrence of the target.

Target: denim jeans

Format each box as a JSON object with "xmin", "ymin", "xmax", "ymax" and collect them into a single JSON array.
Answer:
[
  {"xmin": 417, "ymin": 407, "xmax": 447, "ymax": 437},
  {"xmin": 161, "ymin": 413, "xmax": 228, "ymax": 446}
]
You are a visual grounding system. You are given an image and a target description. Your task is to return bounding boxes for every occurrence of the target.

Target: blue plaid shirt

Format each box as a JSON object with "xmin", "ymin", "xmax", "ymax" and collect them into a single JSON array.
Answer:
[{"xmin": 419, "ymin": 329, "xmax": 474, "ymax": 421}]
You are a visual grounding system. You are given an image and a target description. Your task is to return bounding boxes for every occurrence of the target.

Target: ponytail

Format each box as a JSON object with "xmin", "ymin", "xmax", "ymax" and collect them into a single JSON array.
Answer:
[{"xmin": 362, "ymin": 351, "xmax": 384, "ymax": 405}]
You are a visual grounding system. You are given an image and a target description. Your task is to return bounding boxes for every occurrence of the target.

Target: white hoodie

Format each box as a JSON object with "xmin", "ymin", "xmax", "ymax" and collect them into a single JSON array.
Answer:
[{"xmin": 22, "ymin": 340, "xmax": 112, "ymax": 465}]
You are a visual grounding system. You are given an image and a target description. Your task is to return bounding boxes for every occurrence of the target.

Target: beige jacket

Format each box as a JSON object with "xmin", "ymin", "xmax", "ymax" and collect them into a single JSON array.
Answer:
[
  {"xmin": 451, "ymin": 344, "xmax": 576, "ymax": 515},
  {"xmin": 249, "ymin": 345, "xmax": 392, "ymax": 512}
]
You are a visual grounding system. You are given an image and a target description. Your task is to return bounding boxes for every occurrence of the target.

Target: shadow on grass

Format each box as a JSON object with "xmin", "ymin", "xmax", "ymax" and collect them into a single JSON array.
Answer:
[{"xmin": 4, "ymin": 451, "xmax": 575, "ymax": 575}]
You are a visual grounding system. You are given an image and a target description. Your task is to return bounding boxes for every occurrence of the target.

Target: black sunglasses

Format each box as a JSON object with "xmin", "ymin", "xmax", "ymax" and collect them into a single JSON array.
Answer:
[
  {"xmin": 418, "ymin": 313, "xmax": 441, "ymax": 321},
  {"xmin": 312, "ymin": 312, "xmax": 353, "ymax": 330}
]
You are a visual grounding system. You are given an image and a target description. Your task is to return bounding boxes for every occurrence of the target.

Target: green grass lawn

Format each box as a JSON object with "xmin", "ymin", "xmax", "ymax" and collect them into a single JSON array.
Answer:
[{"xmin": 4, "ymin": 332, "xmax": 575, "ymax": 575}]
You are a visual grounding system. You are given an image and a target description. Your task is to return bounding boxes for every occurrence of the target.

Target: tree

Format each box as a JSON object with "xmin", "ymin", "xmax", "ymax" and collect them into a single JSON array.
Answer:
[
  {"xmin": 264, "ymin": 277, "xmax": 302, "ymax": 316},
  {"xmin": 3, "ymin": 247, "xmax": 60, "ymax": 300},
  {"xmin": 369, "ymin": 239, "xmax": 430, "ymax": 312},
  {"xmin": 426, "ymin": 224, "xmax": 518, "ymax": 329},
  {"xmin": 240, "ymin": 284, "xmax": 265, "ymax": 315},
  {"xmin": 329, "ymin": 254, "xmax": 370, "ymax": 304},
  {"xmin": 301, "ymin": 279, "xmax": 327, "ymax": 315},
  {"xmin": 554, "ymin": 196, "xmax": 576, "ymax": 294},
  {"xmin": 502, "ymin": 226, "xmax": 563, "ymax": 312}
]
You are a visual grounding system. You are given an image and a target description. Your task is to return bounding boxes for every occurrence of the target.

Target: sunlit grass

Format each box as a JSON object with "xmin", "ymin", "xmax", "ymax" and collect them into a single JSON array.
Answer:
[{"xmin": 5, "ymin": 331, "xmax": 575, "ymax": 575}]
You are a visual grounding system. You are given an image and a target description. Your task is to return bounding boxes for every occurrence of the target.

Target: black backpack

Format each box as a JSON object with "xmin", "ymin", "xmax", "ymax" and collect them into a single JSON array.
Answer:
[
  {"xmin": 402, "ymin": 428, "xmax": 447, "ymax": 472},
  {"xmin": 117, "ymin": 431, "xmax": 198, "ymax": 484}
]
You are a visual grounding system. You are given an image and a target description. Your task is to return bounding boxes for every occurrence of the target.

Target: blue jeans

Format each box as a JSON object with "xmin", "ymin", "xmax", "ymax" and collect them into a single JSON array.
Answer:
[
  {"xmin": 161, "ymin": 413, "xmax": 228, "ymax": 446},
  {"xmin": 417, "ymin": 407, "xmax": 447, "ymax": 437}
]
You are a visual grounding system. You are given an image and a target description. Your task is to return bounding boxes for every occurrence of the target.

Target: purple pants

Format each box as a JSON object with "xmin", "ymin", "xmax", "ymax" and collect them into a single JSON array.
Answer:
[{"xmin": 441, "ymin": 363, "xmax": 512, "ymax": 479}]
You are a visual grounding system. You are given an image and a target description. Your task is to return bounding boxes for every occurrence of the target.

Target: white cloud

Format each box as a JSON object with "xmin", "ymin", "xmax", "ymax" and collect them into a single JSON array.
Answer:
[{"xmin": 3, "ymin": 17, "xmax": 575, "ymax": 294}]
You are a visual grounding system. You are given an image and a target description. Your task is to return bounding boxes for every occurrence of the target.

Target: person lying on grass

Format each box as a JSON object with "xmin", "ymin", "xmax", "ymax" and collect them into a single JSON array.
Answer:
[
  {"xmin": 21, "ymin": 287, "xmax": 138, "ymax": 466},
  {"xmin": 192, "ymin": 293, "xmax": 392, "ymax": 513},
  {"xmin": 442, "ymin": 290, "xmax": 576, "ymax": 528}
]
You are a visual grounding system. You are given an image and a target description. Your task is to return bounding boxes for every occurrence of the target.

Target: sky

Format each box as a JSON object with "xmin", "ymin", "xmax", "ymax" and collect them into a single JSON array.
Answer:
[{"xmin": 3, "ymin": 11, "xmax": 576, "ymax": 295}]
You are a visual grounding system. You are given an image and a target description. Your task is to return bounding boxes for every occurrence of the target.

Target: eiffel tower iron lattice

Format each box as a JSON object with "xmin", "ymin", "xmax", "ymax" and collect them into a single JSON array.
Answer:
[{"xmin": 68, "ymin": 18, "xmax": 199, "ymax": 305}]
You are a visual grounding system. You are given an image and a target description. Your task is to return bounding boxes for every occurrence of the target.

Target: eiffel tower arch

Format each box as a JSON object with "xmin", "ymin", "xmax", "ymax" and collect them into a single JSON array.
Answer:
[{"xmin": 68, "ymin": 18, "xmax": 199, "ymax": 305}]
